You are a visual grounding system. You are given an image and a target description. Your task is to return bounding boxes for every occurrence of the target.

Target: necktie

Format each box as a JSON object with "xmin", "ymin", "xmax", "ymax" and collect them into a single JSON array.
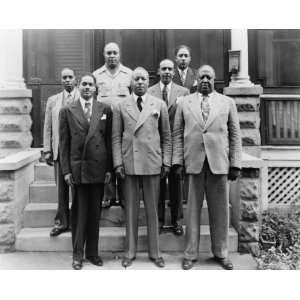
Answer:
[
  {"xmin": 137, "ymin": 96, "xmax": 143, "ymax": 112},
  {"xmin": 180, "ymin": 70, "xmax": 185, "ymax": 85},
  {"xmin": 66, "ymin": 93, "xmax": 73, "ymax": 104},
  {"xmin": 84, "ymin": 101, "xmax": 92, "ymax": 122},
  {"xmin": 162, "ymin": 85, "xmax": 168, "ymax": 104},
  {"xmin": 201, "ymin": 96, "xmax": 210, "ymax": 123}
]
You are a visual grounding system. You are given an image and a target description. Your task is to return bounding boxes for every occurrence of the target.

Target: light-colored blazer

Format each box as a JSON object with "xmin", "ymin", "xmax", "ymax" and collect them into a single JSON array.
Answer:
[
  {"xmin": 112, "ymin": 94, "xmax": 172, "ymax": 175},
  {"xmin": 172, "ymin": 91, "xmax": 242, "ymax": 174},
  {"xmin": 148, "ymin": 82, "xmax": 189, "ymax": 131},
  {"xmin": 43, "ymin": 88, "xmax": 79, "ymax": 160}
]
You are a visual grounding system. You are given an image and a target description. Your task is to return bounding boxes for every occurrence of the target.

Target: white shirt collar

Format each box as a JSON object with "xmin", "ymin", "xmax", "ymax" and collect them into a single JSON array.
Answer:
[
  {"xmin": 80, "ymin": 97, "xmax": 93, "ymax": 112},
  {"xmin": 133, "ymin": 93, "xmax": 146, "ymax": 104},
  {"xmin": 178, "ymin": 67, "xmax": 187, "ymax": 76},
  {"xmin": 159, "ymin": 81, "xmax": 172, "ymax": 92},
  {"xmin": 63, "ymin": 89, "xmax": 76, "ymax": 98}
]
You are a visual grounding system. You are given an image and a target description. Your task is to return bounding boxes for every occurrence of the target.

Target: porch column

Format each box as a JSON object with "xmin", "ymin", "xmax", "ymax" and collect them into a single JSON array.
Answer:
[
  {"xmin": 229, "ymin": 29, "xmax": 254, "ymax": 87},
  {"xmin": 0, "ymin": 30, "xmax": 32, "ymax": 158}
]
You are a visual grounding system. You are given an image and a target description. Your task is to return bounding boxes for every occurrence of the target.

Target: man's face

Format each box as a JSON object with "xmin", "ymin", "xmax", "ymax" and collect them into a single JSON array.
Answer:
[
  {"xmin": 197, "ymin": 67, "xmax": 215, "ymax": 95},
  {"xmin": 159, "ymin": 60, "xmax": 174, "ymax": 85},
  {"xmin": 131, "ymin": 69, "xmax": 149, "ymax": 96},
  {"xmin": 175, "ymin": 47, "xmax": 191, "ymax": 70},
  {"xmin": 61, "ymin": 69, "xmax": 76, "ymax": 92},
  {"xmin": 104, "ymin": 43, "xmax": 120, "ymax": 69},
  {"xmin": 79, "ymin": 75, "xmax": 96, "ymax": 100}
]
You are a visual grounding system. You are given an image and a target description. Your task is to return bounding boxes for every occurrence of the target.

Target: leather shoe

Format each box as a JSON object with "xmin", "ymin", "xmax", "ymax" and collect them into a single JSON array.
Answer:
[
  {"xmin": 72, "ymin": 259, "xmax": 82, "ymax": 270},
  {"xmin": 214, "ymin": 256, "xmax": 234, "ymax": 270},
  {"xmin": 172, "ymin": 223, "xmax": 184, "ymax": 236},
  {"xmin": 50, "ymin": 226, "xmax": 68, "ymax": 237},
  {"xmin": 149, "ymin": 257, "xmax": 165, "ymax": 268},
  {"xmin": 122, "ymin": 257, "xmax": 135, "ymax": 268},
  {"xmin": 86, "ymin": 256, "xmax": 103, "ymax": 266},
  {"xmin": 182, "ymin": 258, "xmax": 195, "ymax": 270}
]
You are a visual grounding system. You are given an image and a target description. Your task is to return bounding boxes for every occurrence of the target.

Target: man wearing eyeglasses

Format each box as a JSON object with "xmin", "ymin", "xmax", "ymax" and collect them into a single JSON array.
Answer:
[
  {"xmin": 43, "ymin": 68, "xmax": 80, "ymax": 237},
  {"xmin": 173, "ymin": 45, "xmax": 197, "ymax": 93},
  {"xmin": 93, "ymin": 42, "xmax": 132, "ymax": 208}
]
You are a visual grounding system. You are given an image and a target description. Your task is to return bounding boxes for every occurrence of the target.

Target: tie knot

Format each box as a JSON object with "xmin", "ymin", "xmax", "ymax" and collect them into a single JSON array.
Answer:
[{"xmin": 85, "ymin": 101, "xmax": 91, "ymax": 108}]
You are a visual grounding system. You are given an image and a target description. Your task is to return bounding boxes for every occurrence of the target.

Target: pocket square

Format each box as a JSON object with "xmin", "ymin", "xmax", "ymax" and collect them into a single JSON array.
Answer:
[{"xmin": 101, "ymin": 114, "xmax": 107, "ymax": 120}]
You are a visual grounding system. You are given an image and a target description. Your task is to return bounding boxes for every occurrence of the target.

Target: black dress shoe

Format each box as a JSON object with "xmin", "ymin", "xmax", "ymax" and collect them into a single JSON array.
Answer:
[
  {"xmin": 72, "ymin": 260, "xmax": 82, "ymax": 270},
  {"xmin": 214, "ymin": 256, "xmax": 234, "ymax": 270},
  {"xmin": 50, "ymin": 226, "xmax": 69, "ymax": 237},
  {"xmin": 182, "ymin": 258, "xmax": 195, "ymax": 270},
  {"xmin": 122, "ymin": 257, "xmax": 135, "ymax": 268},
  {"xmin": 149, "ymin": 257, "xmax": 165, "ymax": 268},
  {"xmin": 86, "ymin": 256, "xmax": 103, "ymax": 266},
  {"xmin": 172, "ymin": 223, "xmax": 184, "ymax": 236}
]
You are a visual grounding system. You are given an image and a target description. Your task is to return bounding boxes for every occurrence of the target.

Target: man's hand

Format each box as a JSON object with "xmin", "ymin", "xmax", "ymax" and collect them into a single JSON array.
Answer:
[
  {"xmin": 44, "ymin": 152, "xmax": 53, "ymax": 166},
  {"xmin": 115, "ymin": 166, "xmax": 125, "ymax": 180},
  {"xmin": 228, "ymin": 167, "xmax": 241, "ymax": 181},
  {"xmin": 64, "ymin": 173, "xmax": 74, "ymax": 187},
  {"xmin": 104, "ymin": 172, "xmax": 112, "ymax": 184},
  {"xmin": 161, "ymin": 165, "xmax": 170, "ymax": 179},
  {"xmin": 173, "ymin": 164, "xmax": 184, "ymax": 180}
]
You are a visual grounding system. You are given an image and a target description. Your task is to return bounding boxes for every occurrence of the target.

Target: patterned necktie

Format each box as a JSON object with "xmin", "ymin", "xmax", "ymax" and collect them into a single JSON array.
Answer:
[
  {"xmin": 201, "ymin": 95, "xmax": 210, "ymax": 123},
  {"xmin": 137, "ymin": 96, "xmax": 143, "ymax": 112},
  {"xmin": 180, "ymin": 70, "xmax": 185, "ymax": 85},
  {"xmin": 84, "ymin": 101, "xmax": 92, "ymax": 123},
  {"xmin": 66, "ymin": 93, "xmax": 73, "ymax": 104},
  {"xmin": 162, "ymin": 85, "xmax": 168, "ymax": 104}
]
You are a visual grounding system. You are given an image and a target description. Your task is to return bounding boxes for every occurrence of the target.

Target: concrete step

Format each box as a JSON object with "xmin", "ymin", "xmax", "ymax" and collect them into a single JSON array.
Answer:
[
  {"xmin": 34, "ymin": 163, "xmax": 55, "ymax": 182},
  {"xmin": 30, "ymin": 181, "xmax": 57, "ymax": 203},
  {"xmin": 15, "ymin": 226, "xmax": 238, "ymax": 252},
  {"xmin": 23, "ymin": 202, "xmax": 217, "ymax": 227}
]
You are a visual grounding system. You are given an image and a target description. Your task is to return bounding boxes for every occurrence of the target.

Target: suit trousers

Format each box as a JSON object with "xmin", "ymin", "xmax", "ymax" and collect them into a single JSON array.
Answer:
[
  {"xmin": 184, "ymin": 159, "xmax": 229, "ymax": 260},
  {"xmin": 71, "ymin": 183, "xmax": 104, "ymax": 260},
  {"xmin": 122, "ymin": 175, "xmax": 160, "ymax": 259},
  {"xmin": 158, "ymin": 167, "xmax": 183, "ymax": 225},
  {"xmin": 53, "ymin": 159, "xmax": 69, "ymax": 229}
]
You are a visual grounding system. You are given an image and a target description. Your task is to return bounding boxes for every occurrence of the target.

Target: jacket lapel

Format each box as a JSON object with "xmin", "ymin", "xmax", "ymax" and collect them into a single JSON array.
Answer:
[
  {"xmin": 53, "ymin": 92, "xmax": 64, "ymax": 117},
  {"xmin": 151, "ymin": 83, "xmax": 162, "ymax": 99},
  {"xmin": 168, "ymin": 83, "xmax": 177, "ymax": 110},
  {"xmin": 69, "ymin": 99, "xmax": 89, "ymax": 130},
  {"xmin": 85, "ymin": 100, "xmax": 104, "ymax": 143},
  {"xmin": 204, "ymin": 92, "xmax": 222, "ymax": 130},
  {"xmin": 187, "ymin": 93, "xmax": 205, "ymax": 128},
  {"xmin": 126, "ymin": 95, "xmax": 139, "ymax": 122},
  {"xmin": 134, "ymin": 94, "xmax": 155, "ymax": 133}
]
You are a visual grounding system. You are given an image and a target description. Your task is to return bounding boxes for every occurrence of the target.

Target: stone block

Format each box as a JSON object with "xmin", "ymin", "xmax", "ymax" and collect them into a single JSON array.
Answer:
[
  {"xmin": 239, "ymin": 242, "xmax": 260, "ymax": 257},
  {"xmin": 238, "ymin": 112, "xmax": 260, "ymax": 129},
  {"xmin": 0, "ymin": 202, "xmax": 14, "ymax": 223},
  {"xmin": 0, "ymin": 115, "xmax": 32, "ymax": 132},
  {"xmin": 241, "ymin": 129, "xmax": 261, "ymax": 146},
  {"xmin": 241, "ymin": 168, "xmax": 260, "ymax": 178},
  {"xmin": 241, "ymin": 201, "xmax": 259, "ymax": 222},
  {"xmin": 240, "ymin": 179, "xmax": 259, "ymax": 201},
  {"xmin": 0, "ymin": 181, "xmax": 14, "ymax": 202},
  {"xmin": 0, "ymin": 132, "xmax": 33, "ymax": 149},
  {"xmin": 239, "ymin": 222, "xmax": 259, "ymax": 242},
  {"xmin": 0, "ymin": 224, "xmax": 15, "ymax": 245},
  {"xmin": 0, "ymin": 99, "xmax": 32, "ymax": 115},
  {"xmin": 223, "ymin": 85, "xmax": 263, "ymax": 96}
]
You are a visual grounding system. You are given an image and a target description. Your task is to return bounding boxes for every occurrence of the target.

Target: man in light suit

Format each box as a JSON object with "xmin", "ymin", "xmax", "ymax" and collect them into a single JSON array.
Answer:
[
  {"xmin": 112, "ymin": 67, "xmax": 172, "ymax": 268},
  {"xmin": 148, "ymin": 59, "xmax": 189, "ymax": 236},
  {"xmin": 172, "ymin": 65, "xmax": 242, "ymax": 270},
  {"xmin": 43, "ymin": 68, "xmax": 80, "ymax": 237},
  {"xmin": 59, "ymin": 73, "xmax": 113, "ymax": 270},
  {"xmin": 93, "ymin": 42, "xmax": 132, "ymax": 208},
  {"xmin": 173, "ymin": 45, "xmax": 197, "ymax": 93}
]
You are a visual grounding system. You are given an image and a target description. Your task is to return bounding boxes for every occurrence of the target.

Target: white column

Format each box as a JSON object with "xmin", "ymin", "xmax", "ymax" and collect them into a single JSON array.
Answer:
[
  {"xmin": 0, "ymin": 30, "xmax": 26, "ymax": 89},
  {"xmin": 230, "ymin": 29, "xmax": 254, "ymax": 87}
]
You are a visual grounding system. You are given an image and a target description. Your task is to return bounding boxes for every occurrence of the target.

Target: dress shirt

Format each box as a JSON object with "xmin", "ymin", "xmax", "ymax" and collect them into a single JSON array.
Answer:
[
  {"xmin": 159, "ymin": 81, "xmax": 172, "ymax": 102},
  {"xmin": 63, "ymin": 89, "xmax": 76, "ymax": 105},
  {"xmin": 93, "ymin": 63, "xmax": 132, "ymax": 97},
  {"xmin": 133, "ymin": 94, "xmax": 147, "ymax": 109},
  {"xmin": 80, "ymin": 97, "xmax": 93, "ymax": 113},
  {"xmin": 178, "ymin": 67, "xmax": 187, "ymax": 83}
]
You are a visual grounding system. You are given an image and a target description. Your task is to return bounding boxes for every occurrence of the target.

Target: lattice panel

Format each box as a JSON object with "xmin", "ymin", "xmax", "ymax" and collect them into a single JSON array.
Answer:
[{"xmin": 268, "ymin": 167, "xmax": 300, "ymax": 205}]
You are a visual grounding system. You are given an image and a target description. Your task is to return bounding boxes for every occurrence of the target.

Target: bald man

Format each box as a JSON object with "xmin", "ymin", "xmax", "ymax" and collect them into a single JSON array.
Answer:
[
  {"xmin": 112, "ymin": 67, "xmax": 172, "ymax": 268},
  {"xmin": 148, "ymin": 59, "xmax": 189, "ymax": 236}
]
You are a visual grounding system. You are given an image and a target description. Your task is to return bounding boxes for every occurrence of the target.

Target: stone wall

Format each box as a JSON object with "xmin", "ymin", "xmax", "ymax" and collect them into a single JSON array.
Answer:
[{"xmin": 0, "ymin": 149, "xmax": 40, "ymax": 252}]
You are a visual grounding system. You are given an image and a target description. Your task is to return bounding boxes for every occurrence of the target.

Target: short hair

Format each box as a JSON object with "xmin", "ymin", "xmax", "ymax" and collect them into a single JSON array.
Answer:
[
  {"xmin": 61, "ymin": 68, "xmax": 76, "ymax": 77},
  {"xmin": 103, "ymin": 42, "xmax": 120, "ymax": 54},
  {"xmin": 159, "ymin": 59, "xmax": 174, "ymax": 68},
  {"xmin": 79, "ymin": 73, "xmax": 97, "ymax": 85},
  {"xmin": 197, "ymin": 65, "xmax": 216, "ymax": 79},
  {"xmin": 174, "ymin": 45, "xmax": 192, "ymax": 57},
  {"xmin": 132, "ymin": 67, "xmax": 149, "ymax": 79}
]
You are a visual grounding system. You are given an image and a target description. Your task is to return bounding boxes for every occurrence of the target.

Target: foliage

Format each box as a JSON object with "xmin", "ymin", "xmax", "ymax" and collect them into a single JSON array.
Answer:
[{"xmin": 256, "ymin": 206, "xmax": 300, "ymax": 270}]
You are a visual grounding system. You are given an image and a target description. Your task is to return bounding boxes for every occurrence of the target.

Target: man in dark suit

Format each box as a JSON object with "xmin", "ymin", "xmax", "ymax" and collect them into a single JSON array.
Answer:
[
  {"xmin": 43, "ymin": 68, "xmax": 80, "ymax": 237},
  {"xmin": 59, "ymin": 73, "xmax": 113, "ymax": 270},
  {"xmin": 173, "ymin": 65, "xmax": 242, "ymax": 270},
  {"xmin": 112, "ymin": 67, "xmax": 172, "ymax": 268},
  {"xmin": 148, "ymin": 59, "xmax": 189, "ymax": 236},
  {"xmin": 173, "ymin": 45, "xmax": 197, "ymax": 93}
]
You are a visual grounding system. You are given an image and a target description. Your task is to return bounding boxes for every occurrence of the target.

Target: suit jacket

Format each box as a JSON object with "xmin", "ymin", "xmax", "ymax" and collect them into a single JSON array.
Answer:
[
  {"xmin": 43, "ymin": 88, "xmax": 80, "ymax": 160},
  {"xmin": 172, "ymin": 91, "xmax": 242, "ymax": 175},
  {"xmin": 173, "ymin": 67, "xmax": 197, "ymax": 92},
  {"xmin": 59, "ymin": 99, "xmax": 113, "ymax": 184},
  {"xmin": 148, "ymin": 82, "xmax": 189, "ymax": 131},
  {"xmin": 112, "ymin": 94, "xmax": 172, "ymax": 175}
]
